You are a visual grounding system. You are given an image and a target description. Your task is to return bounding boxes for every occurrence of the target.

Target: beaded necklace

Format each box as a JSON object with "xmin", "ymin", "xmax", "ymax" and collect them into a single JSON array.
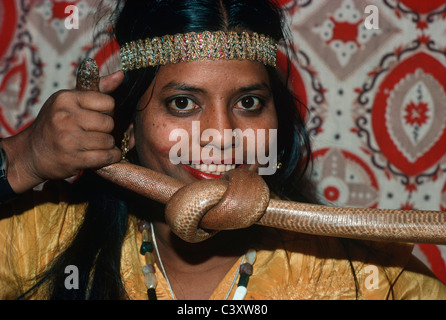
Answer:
[{"xmin": 137, "ymin": 220, "xmax": 256, "ymax": 300}]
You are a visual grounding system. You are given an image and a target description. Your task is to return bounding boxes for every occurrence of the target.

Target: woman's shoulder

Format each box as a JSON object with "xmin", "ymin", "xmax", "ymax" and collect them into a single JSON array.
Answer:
[
  {"xmin": 250, "ymin": 227, "xmax": 446, "ymax": 299},
  {"xmin": 0, "ymin": 180, "xmax": 87, "ymax": 230},
  {"xmin": 0, "ymin": 180, "xmax": 87, "ymax": 299}
]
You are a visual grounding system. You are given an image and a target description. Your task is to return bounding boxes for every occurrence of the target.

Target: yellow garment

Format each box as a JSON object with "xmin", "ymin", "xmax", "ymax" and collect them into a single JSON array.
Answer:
[{"xmin": 1, "ymin": 182, "xmax": 446, "ymax": 300}]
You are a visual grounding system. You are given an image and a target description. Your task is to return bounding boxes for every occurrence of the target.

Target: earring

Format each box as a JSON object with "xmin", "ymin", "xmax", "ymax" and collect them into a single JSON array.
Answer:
[
  {"xmin": 274, "ymin": 151, "xmax": 284, "ymax": 171},
  {"xmin": 121, "ymin": 132, "xmax": 130, "ymax": 160}
]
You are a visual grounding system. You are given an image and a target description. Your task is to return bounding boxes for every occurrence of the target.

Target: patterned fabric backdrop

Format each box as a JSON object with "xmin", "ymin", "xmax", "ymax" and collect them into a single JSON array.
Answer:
[{"xmin": 1, "ymin": 0, "xmax": 446, "ymax": 287}]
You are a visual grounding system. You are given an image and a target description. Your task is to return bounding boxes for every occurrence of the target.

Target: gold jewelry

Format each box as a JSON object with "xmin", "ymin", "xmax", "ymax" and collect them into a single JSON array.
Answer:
[
  {"xmin": 121, "ymin": 133, "xmax": 130, "ymax": 160},
  {"xmin": 120, "ymin": 31, "xmax": 277, "ymax": 72}
]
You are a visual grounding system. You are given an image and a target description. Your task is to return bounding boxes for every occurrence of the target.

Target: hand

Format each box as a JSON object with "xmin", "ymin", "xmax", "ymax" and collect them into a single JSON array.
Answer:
[{"xmin": 2, "ymin": 62, "xmax": 124, "ymax": 193}]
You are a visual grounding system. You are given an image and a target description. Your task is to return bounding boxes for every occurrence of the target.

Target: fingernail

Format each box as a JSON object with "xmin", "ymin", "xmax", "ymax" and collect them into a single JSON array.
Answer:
[{"xmin": 76, "ymin": 58, "xmax": 100, "ymax": 91}]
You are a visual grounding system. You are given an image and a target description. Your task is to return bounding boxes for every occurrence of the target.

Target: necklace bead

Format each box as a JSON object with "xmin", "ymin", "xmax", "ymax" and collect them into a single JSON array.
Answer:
[
  {"xmin": 140, "ymin": 241, "xmax": 154, "ymax": 254},
  {"xmin": 142, "ymin": 229, "xmax": 151, "ymax": 242},
  {"xmin": 239, "ymin": 262, "xmax": 253, "ymax": 276},
  {"xmin": 144, "ymin": 252, "xmax": 156, "ymax": 265},
  {"xmin": 143, "ymin": 272, "xmax": 158, "ymax": 289},
  {"xmin": 142, "ymin": 264, "xmax": 156, "ymax": 274},
  {"xmin": 233, "ymin": 286, "xmax": 248, "ymax": 300},
  {"xmin": 138, "ymin": 220, "xmax": 151, "ymax": 233},
  {"xmin": 147, "ymin": 288, "xmax": 157, "ymax": 300},
  {"xmin": 138, "ymin": 220, "xmax": 255, "ymax": 300},
  {"xmin": 138, "ymin": 221, "xmax": 158, "ymax": 300},
  {"xmin": 246, "ymin": 249, "xmax": 256, "ymax": 264}
]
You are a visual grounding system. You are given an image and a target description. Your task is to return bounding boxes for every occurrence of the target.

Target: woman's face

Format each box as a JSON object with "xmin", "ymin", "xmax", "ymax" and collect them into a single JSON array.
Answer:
[{"xmin": 129, "ymin": 60, "xmax": 278, "ymax": 184}]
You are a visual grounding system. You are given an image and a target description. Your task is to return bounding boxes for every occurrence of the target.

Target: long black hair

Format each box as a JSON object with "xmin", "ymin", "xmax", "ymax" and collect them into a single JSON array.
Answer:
[
  {"xmin": 112, "ymin": 0, "xmax": 314, "ymax": 201},
  {"xmin": 20, "ymin": 0, "xmax": 315, "ymax": 299}
]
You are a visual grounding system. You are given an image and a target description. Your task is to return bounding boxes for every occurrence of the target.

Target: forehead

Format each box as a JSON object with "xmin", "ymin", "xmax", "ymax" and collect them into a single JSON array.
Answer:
[{"xmin": 153, "ymin": 60, "xmax": 271, "ymax": 90}]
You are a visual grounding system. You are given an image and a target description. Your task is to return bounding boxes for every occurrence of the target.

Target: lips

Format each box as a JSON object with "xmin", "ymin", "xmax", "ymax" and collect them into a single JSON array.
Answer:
[{"xmin": 181, "ymin": 162, "xmax": 246, "ymax": 180}]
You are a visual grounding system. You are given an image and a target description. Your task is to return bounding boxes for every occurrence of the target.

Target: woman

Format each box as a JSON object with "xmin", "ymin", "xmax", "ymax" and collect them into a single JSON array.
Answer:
[{"xmin": 1, "ymin": 0, "xmax": 445, "ymax": 300}]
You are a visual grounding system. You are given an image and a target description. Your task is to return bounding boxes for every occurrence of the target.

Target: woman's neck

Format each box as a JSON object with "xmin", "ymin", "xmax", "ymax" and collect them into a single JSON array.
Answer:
[
  {"xmin": 150, "ymin": 221, "xmax": 254, "ymax": 299},
  {"xmin": 133, "ymin": 197, "xmax": 258, "ymax": 299},
  {"xmin": 152, "ymin": 220, "xmax": 250, "ymax": 268}
]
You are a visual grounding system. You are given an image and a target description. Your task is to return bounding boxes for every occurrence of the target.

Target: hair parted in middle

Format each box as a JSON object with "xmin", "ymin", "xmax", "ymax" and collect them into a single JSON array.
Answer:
[{"xmin": 111, "ymin": 0, "xmax": 314, "ymax": 201}]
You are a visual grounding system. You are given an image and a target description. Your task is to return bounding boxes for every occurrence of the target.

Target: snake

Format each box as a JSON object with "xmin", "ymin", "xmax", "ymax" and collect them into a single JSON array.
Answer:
[{"xmin": 77, "ymin": 58, "xmax": 446, "ymax": 245}]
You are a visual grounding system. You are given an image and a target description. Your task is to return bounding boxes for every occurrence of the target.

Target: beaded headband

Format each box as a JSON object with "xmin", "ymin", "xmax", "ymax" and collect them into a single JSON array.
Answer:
[{"xmin": 120, "ymin": 31, "xmax": 277, "ymax": 72}]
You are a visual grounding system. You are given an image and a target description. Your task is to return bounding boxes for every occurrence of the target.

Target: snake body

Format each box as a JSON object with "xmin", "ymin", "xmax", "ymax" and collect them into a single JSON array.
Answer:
[
  {"xmin": 76, "ymin": 58, "xmax": 446, "ymax": 245},
  {"xmin": 97, "ymin": 161, "xmax": 446, "ymax": 244}
]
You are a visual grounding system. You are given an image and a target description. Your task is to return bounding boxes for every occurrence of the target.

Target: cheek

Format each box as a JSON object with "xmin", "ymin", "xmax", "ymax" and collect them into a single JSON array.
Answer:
[
  {"xmin": 134, "ymin": 118, "xmax": 178, "ymax": 167},
  {"xmin": 268, "ymin": 115, "xmax": 279, "ymax": 131},
  {"xmin": 250, "ymin": 111, "xmax": 278, "ymax": 138},
  {"xmin": 257, "ymin": 111, "xmax": 278, "ymax": 152}
]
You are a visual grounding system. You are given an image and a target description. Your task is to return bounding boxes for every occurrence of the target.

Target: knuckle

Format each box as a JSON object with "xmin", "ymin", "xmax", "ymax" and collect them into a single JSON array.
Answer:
[
  {"xmin": 112, "ymin": 149, "xmax": 122, "ymax": 163},
  {"xmin": 57, "ymin": 130, "xmax": 77, "ymax": 148},
  {"xmin": 104, "ymin": 116, "xmax": 115, "ymax": 132},
  {"xmin": 92, "ymin": 151, "xmax": 118, "ymax": 168},
  {"xmin": 107, "ymin": 149, "xmax": 122, "ymax": 165},
  {"xmin": 99, "ymin": 134, "xmax": 115, "ymax": 149},
  {"xmin": 52, "ymin": 90, "xmax": 74, "ymax": 106},
  {"xmin": 107, "ymin": 135, "xmax": 116, "ymax": 148},
  {"xmin": 75, "ymin": 92, "xmax": 116, "ymax": 115},
  {"xmin": 100, "ymin": 95, "xmax": 116, "ymax": 114},
  {"xmin": 104, "ymin": 94, "xmax": 115, "ymax": 105},
  {"xmin": 105, "ymin": 153, "xmax": 115, "ymax": 165},
  {"xmin": 51, "ymin": 110, "xmax": 71, "ymax": 126}
]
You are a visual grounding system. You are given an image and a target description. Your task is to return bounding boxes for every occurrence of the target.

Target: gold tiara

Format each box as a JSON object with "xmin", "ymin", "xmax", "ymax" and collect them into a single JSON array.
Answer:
[{"xmin": 120, "ymin": 31, "xmax": 277, "ymax": 72}]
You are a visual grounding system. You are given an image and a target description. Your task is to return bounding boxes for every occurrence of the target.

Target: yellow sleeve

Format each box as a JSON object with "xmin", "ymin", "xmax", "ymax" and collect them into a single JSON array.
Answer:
[
  {"xmin": 390, "ymin": 254, "xmax": 446, "ymax": 300},
  {"xmin": 354, "ymin": 240, "xmax": 446, "ymax": 300},
  {"xmin": 0, "ymin": 182, "xmax": 86, "ymax": 299}
]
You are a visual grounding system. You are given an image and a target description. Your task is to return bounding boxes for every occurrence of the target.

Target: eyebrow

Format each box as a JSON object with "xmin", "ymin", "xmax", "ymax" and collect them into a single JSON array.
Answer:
[
  {"xmin": 161, "ymin": 81, "xmax": 272, "ymax": 95},
  {"xmin": 236, "ymin": 82, "xmax": 272, "ymax": 95},
  {"xmin": 162, "ymin": 82, "xmax": 206, "ymax": 94}
]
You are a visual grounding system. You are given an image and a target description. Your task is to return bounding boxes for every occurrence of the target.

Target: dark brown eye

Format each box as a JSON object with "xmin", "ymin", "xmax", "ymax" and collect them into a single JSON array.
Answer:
[
  {"xmin": 241, "ymin": 97, "xmax": 255, "ymax": 109},
  {"xmin": 175, "ymin": 97, "xmax": 190, "ymax": 109},
  {"xmin": 167, "ymin": 97, "xmax": 196, "ymax": 111},
  {"xmin": 235, "ymin": 96, "xmax": 262, "ymax": 110}
]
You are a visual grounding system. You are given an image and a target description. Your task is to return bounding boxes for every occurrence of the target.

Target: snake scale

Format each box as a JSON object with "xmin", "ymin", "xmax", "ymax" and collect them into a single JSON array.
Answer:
[
  {"xmin": 77, "ymin": 58, "xmax": 446, "ymax": 245},
  {"xmin": 97, "ymin": 161, "xmax": 446, "ymax": 244}
]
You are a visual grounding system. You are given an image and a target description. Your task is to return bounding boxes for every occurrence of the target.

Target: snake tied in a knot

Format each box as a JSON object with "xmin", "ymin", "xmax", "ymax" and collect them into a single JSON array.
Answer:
[
  {"xmin": 166, "ymin": 168, "xmax": 270, "ymax": 243},
  {"xmin": 77, "ymin": 58, "xmax": 446, "ymax": 245}
]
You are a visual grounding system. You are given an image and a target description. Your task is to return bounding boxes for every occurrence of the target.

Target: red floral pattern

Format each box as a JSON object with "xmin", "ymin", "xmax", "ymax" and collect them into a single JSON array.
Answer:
[{"xmin": 404, "ymin": 101, "xmax": 430, "ymax": 127}]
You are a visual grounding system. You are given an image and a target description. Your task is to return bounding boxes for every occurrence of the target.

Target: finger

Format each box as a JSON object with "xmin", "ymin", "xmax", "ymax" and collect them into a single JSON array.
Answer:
[
  {"xmin": 78, "ymin": 108, "xmax": 115, "ymax": 133},
  {"xmin": 99, "ymin": 70, "xmax": 124, "ymax": 93},
  {"xmin": 76, "ymin": 148, "xmax": 122, "ymax": 169},
  {"xmin": 76, "ymin": 58, "xmax": 100, "ymax": 92},
  {"xmin": 78, "ymin": 132, "xmax": 116, "ymax": 151},
  {"xmin": 76, "ymin": 91, "xmax": 115, "ymax": 115}
]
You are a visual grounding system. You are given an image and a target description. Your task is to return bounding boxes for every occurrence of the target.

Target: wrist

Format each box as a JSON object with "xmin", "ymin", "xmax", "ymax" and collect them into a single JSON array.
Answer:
[{"xmin": 0, "ymin": 133, "xmax": 46, "ymax": 195}]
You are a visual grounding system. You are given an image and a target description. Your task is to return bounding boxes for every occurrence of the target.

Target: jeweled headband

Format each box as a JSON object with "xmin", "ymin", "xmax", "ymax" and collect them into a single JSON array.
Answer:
[{"xmin": 120, "ymin": 31, "xmax": 278, "ymax": 72}]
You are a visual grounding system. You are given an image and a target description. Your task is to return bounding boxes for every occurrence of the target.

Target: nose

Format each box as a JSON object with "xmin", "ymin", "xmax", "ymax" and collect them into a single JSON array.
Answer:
[{"xmin": 198, "ymin": 104, "xmax": 236, "ymax": 157}]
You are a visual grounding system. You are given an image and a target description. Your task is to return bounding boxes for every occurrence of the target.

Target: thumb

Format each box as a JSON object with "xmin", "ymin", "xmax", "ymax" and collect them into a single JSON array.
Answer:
[
  {"xmin": 76, "ymin": 58, "xmax": 100, "ymax": 91},
  {"xmin": 76, "ymin": 58, "xmax": 124, "ymax": 93},
  {"xmin": 99, "ymin": 70, "xmax": 125, "ymax": 93}
]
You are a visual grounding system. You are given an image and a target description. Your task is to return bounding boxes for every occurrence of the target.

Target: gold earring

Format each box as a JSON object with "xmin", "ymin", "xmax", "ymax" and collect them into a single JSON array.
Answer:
[{"xmin": 121, "ymin": 133, "xmax": 130, "ymax": 160}]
